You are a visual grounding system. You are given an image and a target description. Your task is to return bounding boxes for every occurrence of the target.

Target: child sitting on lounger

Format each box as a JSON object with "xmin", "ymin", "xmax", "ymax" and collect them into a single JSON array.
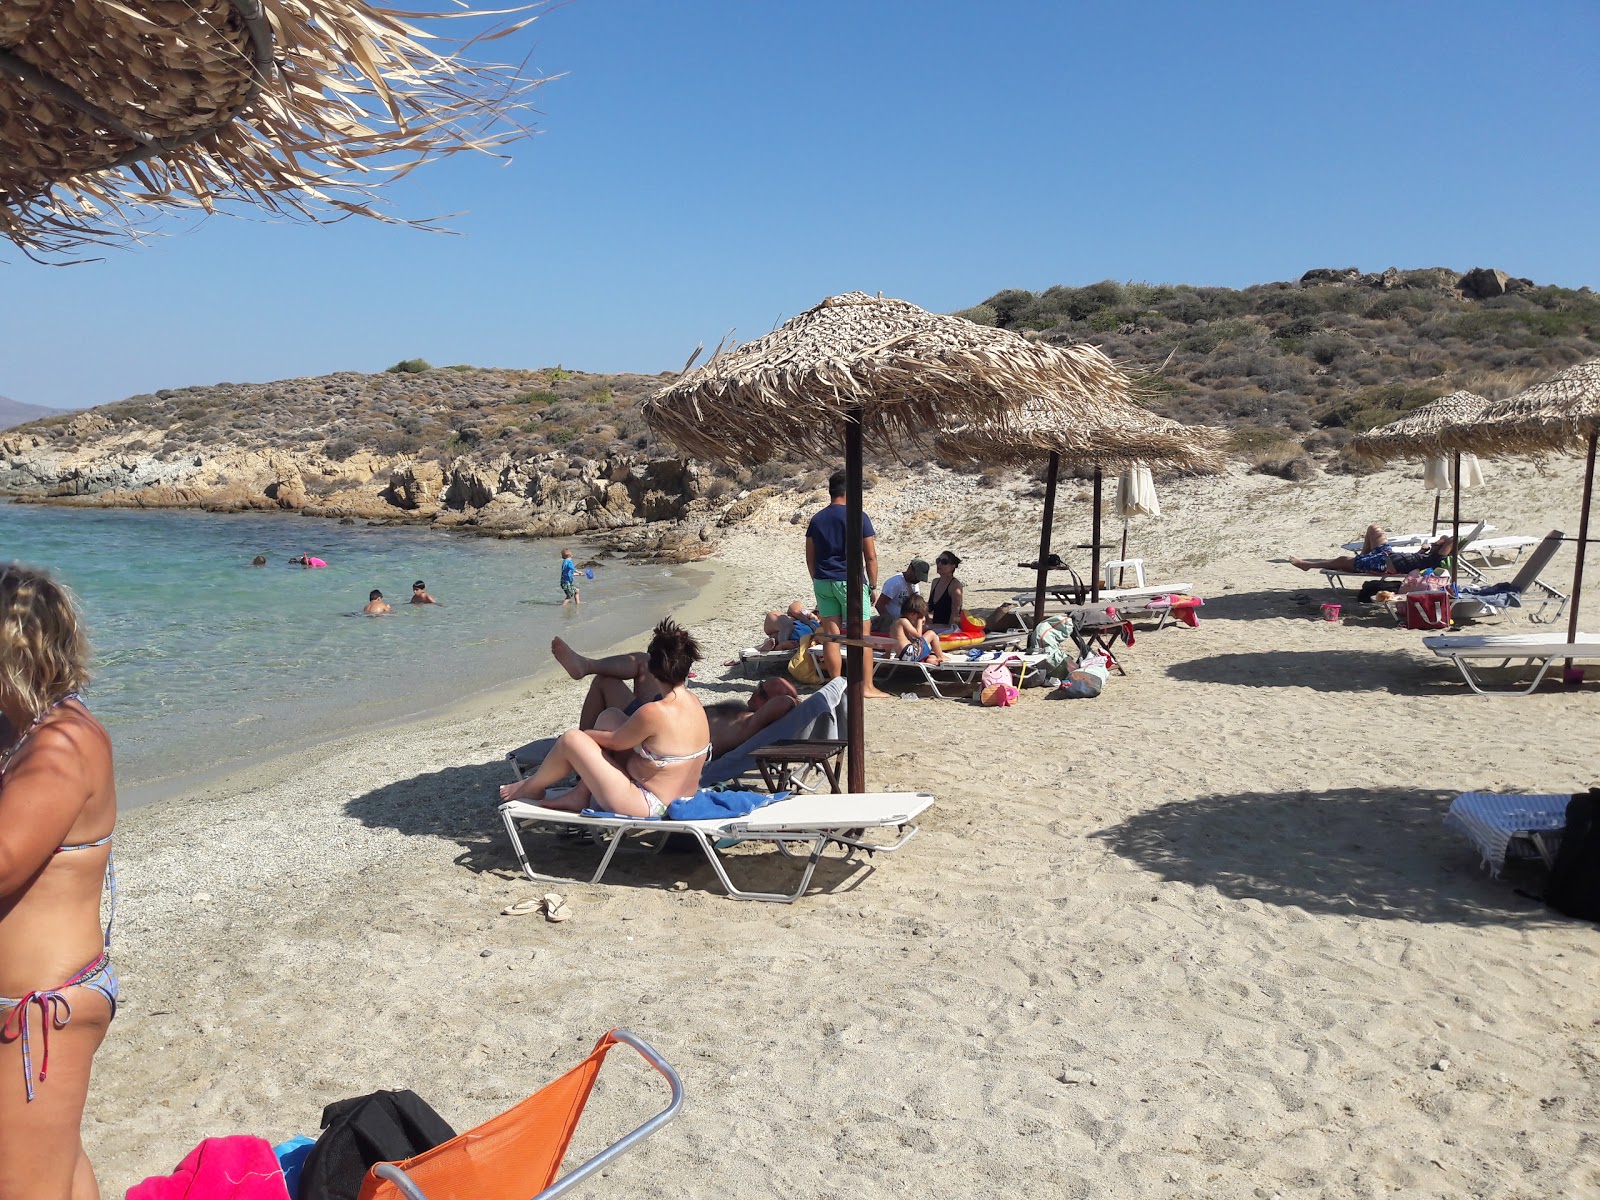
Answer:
[
  {"xmin": 890, "ymin": 595, "xmax": 946, "ymax": 665},
  {"xmin": 1289, "ymin": 525, "xmax": 1457, "ymax": 575}
]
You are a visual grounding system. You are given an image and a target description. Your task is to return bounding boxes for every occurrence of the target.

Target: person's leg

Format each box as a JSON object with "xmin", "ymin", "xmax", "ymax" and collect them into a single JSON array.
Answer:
[
  {"xmin": 1290, "ymin": 554, "xmax": 1359, "ymax": 572},
  {"xmin": 818, "ymin": 616, "xmax": 843, "ymax": 680},
  {"xmin": 0, "ymin": 991, "xmax": 111, "ymax": 1200},
  {"xmin": 925, "ymin": 630, "xmax": 945, "ymax": 665},
  {"xmin": 579, "ymin": 676, "xmax": 636, "ymax": 730},
  {"xmin": 499, "ymin": 729, "xmax": 657, "ymax": 816}
]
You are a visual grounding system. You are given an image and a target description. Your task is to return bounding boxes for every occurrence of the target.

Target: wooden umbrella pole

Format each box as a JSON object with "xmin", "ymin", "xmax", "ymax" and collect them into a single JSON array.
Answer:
[
  {"xmin": 1450, "ymin": 450, "xmax": 1462, "ymax": 590},
  {"xmin": 1431, "ymin": 492, "xmax": 1441, "ymax": 537},
  {"xmin": 1118, "ymin": 521, "xmax": 1130, "ymax": 588},
  {"xmin": 1565, "ymin": 430, "xmax": 1597, "ymax": 667},
  {"xmin": 844, "ymin": 408, "xmax": 867, "ymax": 793},
  {"xmin": 1090, "ymin": 468, "xmax": 1103, "ymax": 602},
  {"xmin": 1032, "ymin": 451, "xmax": 1060, "ymax": 637}
]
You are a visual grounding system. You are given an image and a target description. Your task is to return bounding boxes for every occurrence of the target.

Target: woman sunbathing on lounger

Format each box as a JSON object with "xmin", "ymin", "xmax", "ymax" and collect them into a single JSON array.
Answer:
[
  {"xmin": 890, "ymin": 595, "xmax": 946, "ymax": 665},
  {"xmin": 500, "ymin": 618, "xmax": 711, "ymax": 818},
  {"xmin": 1289, "ymin": 525, "xmax": 1456, "ymax": 574}
]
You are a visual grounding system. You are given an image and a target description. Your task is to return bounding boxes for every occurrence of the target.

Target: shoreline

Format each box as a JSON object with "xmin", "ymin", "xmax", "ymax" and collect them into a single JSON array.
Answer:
[{"xmin": 122, "ymin": 558, "xmax": 724, "ymax": 814}]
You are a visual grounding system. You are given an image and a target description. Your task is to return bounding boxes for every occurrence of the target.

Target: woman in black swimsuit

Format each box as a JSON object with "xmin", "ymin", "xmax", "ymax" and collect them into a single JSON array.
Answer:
[{"xmin": 927, "ymin": 551, "xmax": 966, "ymax": 633}]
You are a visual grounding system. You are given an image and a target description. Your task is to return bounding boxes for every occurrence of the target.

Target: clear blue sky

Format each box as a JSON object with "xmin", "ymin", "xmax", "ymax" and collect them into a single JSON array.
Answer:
[{"xmin": 4, "ymin": 0, "xmax": 1597, "ymax": 410}]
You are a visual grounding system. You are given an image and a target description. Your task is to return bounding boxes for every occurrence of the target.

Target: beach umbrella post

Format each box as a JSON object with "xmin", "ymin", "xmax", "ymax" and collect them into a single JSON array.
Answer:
[
  {"xmin": 1031, "ymin": 452, "xmax": 1062, "ymax": 630},
  {"xmin": 1114, "ymin": 464, "xmax": 1161, "ymax": 588}
]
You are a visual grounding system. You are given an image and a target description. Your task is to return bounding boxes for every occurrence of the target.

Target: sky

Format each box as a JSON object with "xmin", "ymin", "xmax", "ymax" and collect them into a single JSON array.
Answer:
[{"xmin": 3, "ymin": 0, "xmax": 1598, "ymax": 410}]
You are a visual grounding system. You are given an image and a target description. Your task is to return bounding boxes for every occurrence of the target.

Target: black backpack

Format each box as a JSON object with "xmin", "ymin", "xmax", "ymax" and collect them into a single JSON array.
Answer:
[
  {"xmin": 298, "ymin": 1089, "xmax": 456, "ymax": 1200},
  {"xmin": 1546, "ymin": 788, "xmax": 1600, "ymax": 923}
]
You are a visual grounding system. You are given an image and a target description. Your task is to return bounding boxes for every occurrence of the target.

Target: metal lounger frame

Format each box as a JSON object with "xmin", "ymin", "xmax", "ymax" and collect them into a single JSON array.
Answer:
[
  {"xmin": 499, "ymin": 802, "xmax": 926, "ymax": 903},
  {"xmin": 372, "ymin": 1029, "xmax": 684, "ymax": 1200},
  {"xmin": 1428, "ymin": 643, "xmax": 1600, "ymax": 696}
]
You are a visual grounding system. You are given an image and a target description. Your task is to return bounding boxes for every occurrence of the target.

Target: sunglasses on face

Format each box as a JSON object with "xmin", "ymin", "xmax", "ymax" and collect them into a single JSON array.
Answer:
[{"xmin": 936, "ymin": 558, "xmax": 954, "ymax": 566}]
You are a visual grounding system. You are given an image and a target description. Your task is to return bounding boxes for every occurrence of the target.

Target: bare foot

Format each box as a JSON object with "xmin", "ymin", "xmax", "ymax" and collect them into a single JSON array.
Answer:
[
  {"xmin": 863, "ymin": 685, "xmax": 894, "ymax": 699},
  {"xmin": 1289, "ymin": 559, "xmax": 1313, "ymax": 571},
  {"xmin": 550, "ymin": 637, "xmax": 589, "ymax": 680},
  {"xmin": 499, "ymin": 778, "xmax": 546, "ymax": 804}
]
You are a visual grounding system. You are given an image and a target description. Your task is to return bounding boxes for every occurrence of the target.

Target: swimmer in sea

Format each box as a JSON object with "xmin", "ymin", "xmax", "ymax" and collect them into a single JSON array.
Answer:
[
  {"xmin": 251, "ymin": 554, "xmax": 267, "ymax": 567},
  {"xmin": 292, "ymin": 553, "xmax": 328, "ymax": 569},
  {"xmin": 362, "ymin": 589, "xmax": 392, "ymax": 614},
  {"xmin": 410, "ymin": 580, "xmax": 441, "ymax": 605}
]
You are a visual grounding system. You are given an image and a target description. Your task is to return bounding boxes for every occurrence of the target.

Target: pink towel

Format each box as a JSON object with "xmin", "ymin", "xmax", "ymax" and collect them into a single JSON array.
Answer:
[{"xmin": 128, "ymin": 1136, "xmax": 288, "ymax": 1199}]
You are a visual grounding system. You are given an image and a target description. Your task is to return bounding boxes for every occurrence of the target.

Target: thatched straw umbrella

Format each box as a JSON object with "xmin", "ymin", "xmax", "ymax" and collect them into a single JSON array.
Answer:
[
  {"xmin": 1432, "ymin": 360, "xmax": 1600, "ymax": 661},
  {"xmin": 643, "ymin": 291, "xmax": 1135, "ymax": 791},
  {"xmin": 936, "ymin": 399, "xmax": 1226, "ymax": 627},
  {"xmin": 1351, "ymin": 390, "xmax": 1490, "ymax": 587},
  {"xmin": 2, "ymin": 0, "xmax": 541, "ymax": 256}
]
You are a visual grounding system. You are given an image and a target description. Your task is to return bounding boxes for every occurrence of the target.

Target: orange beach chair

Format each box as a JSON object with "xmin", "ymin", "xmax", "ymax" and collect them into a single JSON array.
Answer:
[{"xmin": 359, "ymin": 1029, "xmax": 683, "ymax": 1200}]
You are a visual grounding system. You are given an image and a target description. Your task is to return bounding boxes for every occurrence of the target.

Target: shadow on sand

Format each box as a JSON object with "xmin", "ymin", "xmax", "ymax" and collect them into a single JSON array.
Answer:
[
  {"xmin": 1091, "ymin": 785, "xmax": 1553, "ymax": 927},
  {"xmin": 1164, "ymin": 649, "xmax": 1439, "ymax": 694},
  {"xmin": 344, "ymin": 757, "xmax": 876, "ymax": 898}
]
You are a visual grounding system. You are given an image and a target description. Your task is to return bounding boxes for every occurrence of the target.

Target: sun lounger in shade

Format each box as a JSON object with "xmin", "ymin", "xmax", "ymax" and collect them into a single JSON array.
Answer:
[
  {"xmin": 363, "ymin": 1029, "xmax": 682, "ymax": 1200},
  {"xmin": 1443, "ymin": 792, "xmax": 1569, "ymax": 874},
  {"xmin": 499, "ymin": 790, "xmax": 935, "ymax": 903},
  {"xmin": 1422, "ymin": 632, "xmax": 1600, "ymax": 695}
]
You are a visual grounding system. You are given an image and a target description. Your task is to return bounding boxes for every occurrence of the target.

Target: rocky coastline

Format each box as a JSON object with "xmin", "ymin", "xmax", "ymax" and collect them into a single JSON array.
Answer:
[{"xmin": 0, "ymin": 410, "xmax": 761, "ymax": 561}]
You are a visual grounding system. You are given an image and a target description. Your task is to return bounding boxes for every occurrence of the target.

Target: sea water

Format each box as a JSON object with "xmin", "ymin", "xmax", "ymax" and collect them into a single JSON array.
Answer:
[{"xmin": 0, "ymin": 501, "xmax": 699, "ymax": 805}]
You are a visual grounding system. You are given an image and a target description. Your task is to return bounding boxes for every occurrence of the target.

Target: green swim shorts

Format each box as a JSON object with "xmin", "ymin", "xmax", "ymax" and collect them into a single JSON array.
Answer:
[{"xmin": 813, "ymin": 579, "xmax": 872, "ymax": 621}]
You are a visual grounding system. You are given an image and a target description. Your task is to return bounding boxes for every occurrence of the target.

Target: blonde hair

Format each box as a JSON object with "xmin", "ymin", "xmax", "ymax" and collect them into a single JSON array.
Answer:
[{"xmin": 0, "ymin": 562, "xmax": 91, "ymax": 718}]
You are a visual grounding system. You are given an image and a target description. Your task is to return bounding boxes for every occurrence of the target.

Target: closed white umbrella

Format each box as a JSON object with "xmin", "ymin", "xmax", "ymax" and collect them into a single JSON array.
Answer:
[
  {"xmin": 1423, "ymin": 454, "xmax": 1486, "ymax": 533},
  {"xmin": 1113, "ymin": 464, "xmax": 1161, "ymax": 585}
]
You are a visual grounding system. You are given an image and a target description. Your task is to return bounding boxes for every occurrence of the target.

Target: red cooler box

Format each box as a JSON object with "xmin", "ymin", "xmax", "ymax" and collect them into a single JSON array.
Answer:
[{"xmin": 1402, "ymin": 591, "xmax": 1452, "ymax": 629}]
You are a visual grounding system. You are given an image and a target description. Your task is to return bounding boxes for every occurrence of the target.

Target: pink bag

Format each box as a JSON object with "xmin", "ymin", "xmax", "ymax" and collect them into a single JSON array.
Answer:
[{"xmin": 979, "ymin": 657, "xmax": 1021, "ymax": 706}]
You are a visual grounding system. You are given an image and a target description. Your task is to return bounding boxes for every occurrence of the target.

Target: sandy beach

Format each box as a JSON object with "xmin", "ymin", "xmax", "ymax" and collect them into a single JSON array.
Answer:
[{"xmin": 90, "ymin": 459, "xmax": 1600, "ymax": 1199}]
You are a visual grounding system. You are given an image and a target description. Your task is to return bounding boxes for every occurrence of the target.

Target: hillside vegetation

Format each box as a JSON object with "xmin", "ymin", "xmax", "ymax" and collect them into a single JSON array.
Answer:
[
  {"xmin": 955, "ymin": 266, "xmax": 1600, "ymax": 478},
  {"xmin": 4, "ymin": 267, "xmax": 1597, "ymax": 545}
]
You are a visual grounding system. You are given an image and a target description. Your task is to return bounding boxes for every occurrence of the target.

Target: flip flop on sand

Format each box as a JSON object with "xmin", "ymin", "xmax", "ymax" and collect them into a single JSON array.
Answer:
[
  {"xmin": 501, "ymin": 897, "xmax": 544, "ymax": 916},
  {"xmin": 543, "ymin": 893, "xmax": 572, "ymax": 923}
]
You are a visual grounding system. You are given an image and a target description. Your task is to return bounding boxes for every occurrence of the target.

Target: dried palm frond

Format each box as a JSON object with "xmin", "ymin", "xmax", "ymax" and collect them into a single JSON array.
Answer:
[
  {"xmin": 643, "ymin": 291, "xmax": 1148, "ymax": 466},
  {"xmin": 934, "ymin": 396, "xmax": 1227, "ymax": 475},
  {"xmin": 1434, "ymin": 359, "xmax": 1600, "ymax": 457},
  {"xmin": 1, "ymin": 0, "xmax": 547, "ymax": 257},
  {"xmin": 1349, "ymin": 390, "xmax": 1490, "ymax": 462}
]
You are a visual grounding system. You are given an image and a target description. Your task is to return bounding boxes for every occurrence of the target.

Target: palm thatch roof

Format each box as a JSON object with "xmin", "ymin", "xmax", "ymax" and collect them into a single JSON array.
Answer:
[
  {"xmin": 1434, "ymin": 359, "xmax": 1600, "ymax": 457},
  {"xmin": 642, "ymin": 291, "xmax": 1138, "ymax": 465},
  {"xmin": 1, "ymin": 1, "xmax": 543, "ymax": 257},
  {"xmin": 934, "ymin": 396, "xmax": 1228, "ymax": 475},
  {"xmin": 1349, "ymin": 390, "xmax": 1490, "ymax": 462}
]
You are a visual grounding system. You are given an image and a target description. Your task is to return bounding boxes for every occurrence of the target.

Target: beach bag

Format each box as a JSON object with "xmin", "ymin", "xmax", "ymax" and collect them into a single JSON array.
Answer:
[
  {"xmin": 979, "ymin": 657, "xmax": 1020, "ymax": 705},
  {"xmin": 1401, "ymin": 591, "xmax": 1452, "ymax": 630},
  {"xmin": 1546, "ymin": 789, "xmax": 1600, "ymax": 923},
  {"xmin": 787, "ymin": 633, "xmax": 822, "ymax": 687},
  {"xmin": 299, "ymin": 1090, "xmax": 455, "ymax": 1200}
]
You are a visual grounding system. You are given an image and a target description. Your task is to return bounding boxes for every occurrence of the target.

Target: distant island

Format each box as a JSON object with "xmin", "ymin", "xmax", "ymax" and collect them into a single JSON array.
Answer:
[
  {"xmin": 4, "ymin": 266, "xmax": 1596, "ymax": 556},
  {"xmin": 0, "ymin": 394, "xmax": 69, "ymax": 429}
]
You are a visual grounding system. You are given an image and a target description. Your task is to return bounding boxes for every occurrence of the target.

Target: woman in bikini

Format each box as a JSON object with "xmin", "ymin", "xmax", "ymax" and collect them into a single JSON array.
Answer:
[
  {"xmin": 500, "ymin": 618, "xmax": 711, "ymax": 818},
  {"xmin": 0, "ymin": 564, "xmax": 117, "ymax": 1200},
  {"xmin": 926, "ymin": 550, "xmax": 966, "ymax": 634}
]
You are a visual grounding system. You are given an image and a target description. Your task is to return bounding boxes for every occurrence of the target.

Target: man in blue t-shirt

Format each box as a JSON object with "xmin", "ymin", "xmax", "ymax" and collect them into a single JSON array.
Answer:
[{"xmin": 805, "ymin": 469, "xmax": 884, "ymax": 689}]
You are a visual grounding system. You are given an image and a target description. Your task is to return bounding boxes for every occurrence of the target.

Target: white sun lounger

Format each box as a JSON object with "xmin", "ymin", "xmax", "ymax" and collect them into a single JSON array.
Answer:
[
  {"xmin": 499, "ymin": 791, "xmax": 935, "ymax": 903},
  {"xmin": 1448, "ymin": 531, "xmax": 1569, "ymax": 624},
  {"xmin": 871, "ymin": 648, "xmax": 1047, "ymax": 698},
  {"xmin": 1422, "ymin": 632, "xmax": 1600, "ymax": 695},
  {"xmin": 1444, "ymin": 792, "xmax": 1569, "ymax": 875}
]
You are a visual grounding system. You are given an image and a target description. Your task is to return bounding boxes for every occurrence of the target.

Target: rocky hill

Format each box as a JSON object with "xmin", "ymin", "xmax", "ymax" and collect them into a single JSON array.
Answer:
[{"xmin": 3, "ymin": 267, "xmax": 1596, "ymax": 555}]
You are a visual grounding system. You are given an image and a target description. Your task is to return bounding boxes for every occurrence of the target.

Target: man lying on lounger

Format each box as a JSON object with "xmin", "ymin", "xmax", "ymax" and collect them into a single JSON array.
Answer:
[
  {"xmin": 550, "ymin": 636, "xmax": 801, "ymax": 757},
  {"xmin": 1289, "ymin": 525, "xmax": 1457, "ymax": 575}
]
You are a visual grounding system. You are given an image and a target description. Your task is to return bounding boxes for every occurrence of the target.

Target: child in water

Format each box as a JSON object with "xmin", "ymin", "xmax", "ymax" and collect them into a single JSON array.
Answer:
[{"xmin": 560, "ymin": 548, "xmax": 580, "ymax": 606}]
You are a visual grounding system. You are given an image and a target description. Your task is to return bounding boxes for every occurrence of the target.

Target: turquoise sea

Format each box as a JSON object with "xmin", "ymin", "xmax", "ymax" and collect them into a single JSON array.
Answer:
[{"xmin": 0, "ymin": 501, "xmax": 698, "ymax": 805}]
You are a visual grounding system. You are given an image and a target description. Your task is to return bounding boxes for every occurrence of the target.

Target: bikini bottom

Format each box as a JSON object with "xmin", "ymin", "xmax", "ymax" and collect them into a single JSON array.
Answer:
[{"xmin": 0, "ymin": 952, "xmax": 118, "ymax": 1102}]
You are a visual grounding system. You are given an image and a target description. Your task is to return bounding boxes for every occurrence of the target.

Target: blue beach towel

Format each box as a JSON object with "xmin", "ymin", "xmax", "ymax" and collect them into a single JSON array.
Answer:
[
  {"xmin": 272, "ymin": 1135, "xmax": 316, "ymax": 1199},
  {"xmin": 579, "ymin": 788, "xmax": 786, "ymax": 822}
]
